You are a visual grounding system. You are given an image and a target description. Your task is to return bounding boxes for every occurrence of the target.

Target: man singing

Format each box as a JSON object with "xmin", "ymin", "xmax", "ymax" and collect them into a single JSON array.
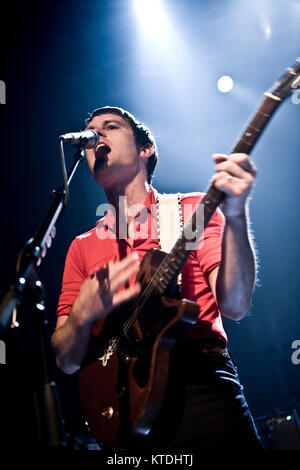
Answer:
[{"xmin": 52, "ymin": 106, "xmax": 262, "ymax": 451}]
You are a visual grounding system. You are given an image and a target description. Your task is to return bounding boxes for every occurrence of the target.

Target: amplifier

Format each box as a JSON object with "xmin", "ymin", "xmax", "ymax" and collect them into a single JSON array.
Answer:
[{"xmin": 255, "ymin": 407, "xmax": 300, "ymax": 450}]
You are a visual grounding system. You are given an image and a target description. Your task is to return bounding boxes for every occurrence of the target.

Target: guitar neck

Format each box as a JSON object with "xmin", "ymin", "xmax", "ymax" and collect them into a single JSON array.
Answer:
[
  {"xmin": 155, "ymin": 94, "xmax": 283, "ymax": 294},
  {"xmin": 122, "ymin": 59, "xmax": 300, "ymax": 343},
  {"xmin": 141, "ymin": 58, "xmax": 300, "ymax": 295}
]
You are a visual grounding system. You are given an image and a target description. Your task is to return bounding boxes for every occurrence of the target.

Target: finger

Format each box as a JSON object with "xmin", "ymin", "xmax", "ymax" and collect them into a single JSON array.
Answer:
[
  {"xmin": 229, "ymin": 153, "xmax": 257, "ymax": 175},
  {"xmin": 110, "ymin": 264, "xmax": 140, "ymax": 294},
  {"xmin": 212, "ymin": 153, "xmax": 228, "ymax": 163},
  {"xmin": 112, "ymin": 283, "xmax": 141, "ymax": 308},
  {"xmin": 210, "ymin": 171, "xmax": 236, "ymax": 187},
  {"xmin": 227, "ymin": 153, "xmax": 257, "ymax": 174},
  {"xmin": 107, "ymin": 257, "xmax": 140, "ymax": 294},
  {"xmin": 95, "ymin": 264, "xmax": 109, "ymax": 283},
  {"xmin": 108, "ymin": 252, "xmax": 139, "ymax": 277},
  {"xmin": 214, "ymin": 160, "xmax": 254, "ymax": 180},
  {"xmin": 96, "ymin": 252, "xmax": 139, "ymax": 284},
  {"xmin": 213, "ymin": 153, "xmax": 257, "ymax": 175},
  {"xmin": 210, "ymin": 171, "xmax": 251, "ymax": 196}
]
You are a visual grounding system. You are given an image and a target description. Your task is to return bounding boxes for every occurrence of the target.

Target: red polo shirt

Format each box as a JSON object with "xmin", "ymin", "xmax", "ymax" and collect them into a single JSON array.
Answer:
[{"xmin": 56, "ymin": 186, "xmax": 227, "ymax": 344}]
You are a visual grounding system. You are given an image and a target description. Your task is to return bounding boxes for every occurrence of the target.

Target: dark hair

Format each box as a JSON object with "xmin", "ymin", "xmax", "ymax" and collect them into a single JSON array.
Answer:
[{"xmin": 85, "ymin": 106, "xmax": 158, "ymax": 183}]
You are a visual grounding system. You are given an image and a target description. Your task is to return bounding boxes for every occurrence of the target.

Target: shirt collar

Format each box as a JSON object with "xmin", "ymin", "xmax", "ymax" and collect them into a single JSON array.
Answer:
[{"xmin": 143, "ymin": 185, "xmax": 158, "ymax": 213}]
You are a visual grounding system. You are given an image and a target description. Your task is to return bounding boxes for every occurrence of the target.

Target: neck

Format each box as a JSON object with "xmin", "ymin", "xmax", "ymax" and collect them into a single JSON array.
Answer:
[{"xmin": 105, "ymin": 174, "xmax": 150, "ymax": 224}]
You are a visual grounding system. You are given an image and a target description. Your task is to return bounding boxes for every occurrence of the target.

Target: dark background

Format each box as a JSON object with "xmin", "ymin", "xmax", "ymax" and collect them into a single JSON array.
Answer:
[{"xmin": 0, "ymin": 0, "xmax": 299, "ymax": 449}]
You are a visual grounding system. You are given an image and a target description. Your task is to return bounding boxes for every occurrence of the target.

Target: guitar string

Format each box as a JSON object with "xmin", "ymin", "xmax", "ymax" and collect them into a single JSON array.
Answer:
[
  {"xmin": 119, "ymin": 242, "xmax": 177, "ymax": 338},
  {"xmin": 107, "ymin": 251, "xmax": 174, "ymax": 355},
  {"xmin": 122, "ymin": 226, "xmax": 203, "ymax": 338},
  {"xmin": 106, "ymin": 205, "xmax": 184, "ymax": 355},
  {"xmin": 118, "ymin": 196, "xmax": 185, "ymax": 341},
  {"xmin": 114, "ymin": 198, "xmax": 213, "ymax": 350},
  {"xmin": 112, "ymin": 195, "xmax": 215, "ymax": 349},
  {"xmin": 105, "ymin": 197, "xmax": 179, "ymax": 353}
]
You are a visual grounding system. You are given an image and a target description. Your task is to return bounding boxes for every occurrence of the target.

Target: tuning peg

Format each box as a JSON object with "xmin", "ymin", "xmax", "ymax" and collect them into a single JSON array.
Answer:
[
  {"xmin": 51, "ymin": 226, "xmax": 56, "ymax": 239},
  {"xmin": 46, "ymin": 235, "xmax": 52, "ymax": 248}
]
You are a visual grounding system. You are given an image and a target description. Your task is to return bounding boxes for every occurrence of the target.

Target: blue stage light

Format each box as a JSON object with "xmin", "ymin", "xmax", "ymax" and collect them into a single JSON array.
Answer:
[{"xmin": 133, "ymin": 0, "xmax": 166, "ymax": 32}]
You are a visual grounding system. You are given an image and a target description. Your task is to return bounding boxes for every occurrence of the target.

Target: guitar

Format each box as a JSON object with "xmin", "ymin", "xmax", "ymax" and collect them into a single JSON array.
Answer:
[{"xmin": 79, "ymin": 58, "xmax": 300, "ymax": 448}]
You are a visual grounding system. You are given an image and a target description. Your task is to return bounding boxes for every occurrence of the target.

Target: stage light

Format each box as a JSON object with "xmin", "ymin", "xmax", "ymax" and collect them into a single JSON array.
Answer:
[
  {"xmin": 36, "ymin": 303, "xmax": 45, "ymax": 311},
  {"xmin": 133, "ymin": 0, "xmax": 166, "ymax": 32},
  {"xmin": 265, "ymin": 25, "xmax": 271, "ymax": 39},
  {"xmin": 217, "ymin": 75, "xmax": 234, "ymax": 93}
]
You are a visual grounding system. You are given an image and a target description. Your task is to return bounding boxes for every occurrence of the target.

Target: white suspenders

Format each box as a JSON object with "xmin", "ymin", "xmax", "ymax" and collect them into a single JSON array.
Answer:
[{"xmin": 156, "ymin": 192, "xmax": 183, "ymax": 285}]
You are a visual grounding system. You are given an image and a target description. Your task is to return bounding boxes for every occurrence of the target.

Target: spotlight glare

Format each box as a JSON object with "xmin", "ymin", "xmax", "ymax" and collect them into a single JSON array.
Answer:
[
  {"xmin": 265, "ymin": 25, "xmax": 271, "ymax": 39},
  {"xmin": 134, "ymin": 0, "xmax": 166, "ymax": 33},
  {"xmin": 218, "ymin": 75, "xmax": 233, "ymax": 93},
  {"xmin": 134, "ymin": 0, "xmax": 162, "ymax": 18}
]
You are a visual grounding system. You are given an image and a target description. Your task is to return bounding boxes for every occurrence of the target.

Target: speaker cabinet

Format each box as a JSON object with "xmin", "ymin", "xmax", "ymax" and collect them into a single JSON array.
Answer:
[{"xmin": 256, "ymin": 408, "xmax": 300, "ymax": 450}]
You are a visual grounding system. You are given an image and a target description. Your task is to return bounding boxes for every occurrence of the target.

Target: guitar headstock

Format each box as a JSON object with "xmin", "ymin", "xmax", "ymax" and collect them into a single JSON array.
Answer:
[{"xmin": 265, "ymin": 57, "xmax": 300, "ymax": 100}]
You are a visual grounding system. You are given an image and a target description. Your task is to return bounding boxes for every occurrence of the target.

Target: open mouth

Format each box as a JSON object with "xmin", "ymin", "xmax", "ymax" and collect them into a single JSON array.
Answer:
[
  {"xmin": 94, "ymin": 143, "xmax": 111, "ymax": 173},
  {"xmin": 95, "ymin": 143, "xmax": 111, "ymax": 159}
]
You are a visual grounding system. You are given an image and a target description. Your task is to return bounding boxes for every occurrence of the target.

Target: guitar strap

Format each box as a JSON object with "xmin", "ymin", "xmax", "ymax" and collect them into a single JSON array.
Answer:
[{"xmin": 156, "ymin": 192, "xmax": 183, "ymax": 285}]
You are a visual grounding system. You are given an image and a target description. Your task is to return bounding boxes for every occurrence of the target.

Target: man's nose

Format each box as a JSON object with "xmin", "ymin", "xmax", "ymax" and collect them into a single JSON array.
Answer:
[{"xmin": 98, "ymin": 129, "xmax": 107, "ymax": 137}]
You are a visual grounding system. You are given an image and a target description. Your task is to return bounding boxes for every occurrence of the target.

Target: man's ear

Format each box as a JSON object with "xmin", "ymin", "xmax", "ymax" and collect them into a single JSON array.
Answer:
[{"xmin": 139, "ymin": 143, "xmax": 154, "ymax": 161}]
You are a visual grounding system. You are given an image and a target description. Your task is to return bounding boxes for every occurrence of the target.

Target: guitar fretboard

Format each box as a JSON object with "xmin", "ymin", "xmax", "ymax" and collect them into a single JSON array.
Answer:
[
  {"xmin": 154, "ymin": 95, "xmax": 283, "ymax": 294},
  {"xmin": 128, "ymin": 59, "xmax": 300, "ymax": 309},
  {"xmin": 116, "ymin": 59, "xmax": 300, "ymax": 352}
]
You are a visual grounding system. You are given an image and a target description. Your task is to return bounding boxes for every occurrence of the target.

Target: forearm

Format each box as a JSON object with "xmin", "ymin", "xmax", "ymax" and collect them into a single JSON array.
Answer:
[
  {"xmin": 216, "ymin": 209, "xmax": 256, "ymax": 320},
  {"xmin": 51, "ymin": 309, "xmax": 95, "ymax": 374}
]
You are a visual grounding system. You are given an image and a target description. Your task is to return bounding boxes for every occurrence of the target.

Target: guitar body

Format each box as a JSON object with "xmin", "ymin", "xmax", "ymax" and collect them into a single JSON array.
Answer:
[{"xmin": 79, "ymin": 249, "xmax": 199, "ymax": 447}]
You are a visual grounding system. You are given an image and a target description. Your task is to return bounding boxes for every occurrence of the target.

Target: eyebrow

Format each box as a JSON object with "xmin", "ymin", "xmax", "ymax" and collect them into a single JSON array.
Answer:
[{"xmin": 87, "ymin": 119, "xmax": 125, "ymax": 129}]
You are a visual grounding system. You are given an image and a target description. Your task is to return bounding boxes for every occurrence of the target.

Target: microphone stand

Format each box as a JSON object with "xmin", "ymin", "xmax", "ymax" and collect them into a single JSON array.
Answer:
[{"xmin": 0, "ymin": 145, "xmax": 85, "ymax": 449}]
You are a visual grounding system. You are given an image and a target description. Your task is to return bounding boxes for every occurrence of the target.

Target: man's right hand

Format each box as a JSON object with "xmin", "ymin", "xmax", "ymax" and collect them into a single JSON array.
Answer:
[
  {"xmin": 73, "ymin": 251, "xmax": 141, "ymax": 328},
  {"xmin": 51, "ymin": 252, "xmax": 141, "ymax": 374}
]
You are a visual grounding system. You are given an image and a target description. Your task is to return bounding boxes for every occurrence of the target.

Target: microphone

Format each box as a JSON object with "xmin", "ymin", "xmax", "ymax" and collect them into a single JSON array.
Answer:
[{"xmin": 59, "ymin": 129, "xmax": 99, "ymax": 149}]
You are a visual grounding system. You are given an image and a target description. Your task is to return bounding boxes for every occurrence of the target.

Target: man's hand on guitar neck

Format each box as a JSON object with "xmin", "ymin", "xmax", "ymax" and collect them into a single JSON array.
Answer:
[
  {"xmin": 210, "ymin": 153, "xmax": 257, "ymax": 217},
  {"xmin": 51, "ymin": 252, "xmax": 141, "ymax": 374},
  {"xmin": 208, "ymin": 152, "xmax": 257, "ymax": 322}
]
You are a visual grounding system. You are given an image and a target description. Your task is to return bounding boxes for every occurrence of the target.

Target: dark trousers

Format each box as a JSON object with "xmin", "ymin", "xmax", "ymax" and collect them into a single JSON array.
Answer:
[{"xmin": 147, "ymin": 340, "xmax": 263, "ymax": 452}]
